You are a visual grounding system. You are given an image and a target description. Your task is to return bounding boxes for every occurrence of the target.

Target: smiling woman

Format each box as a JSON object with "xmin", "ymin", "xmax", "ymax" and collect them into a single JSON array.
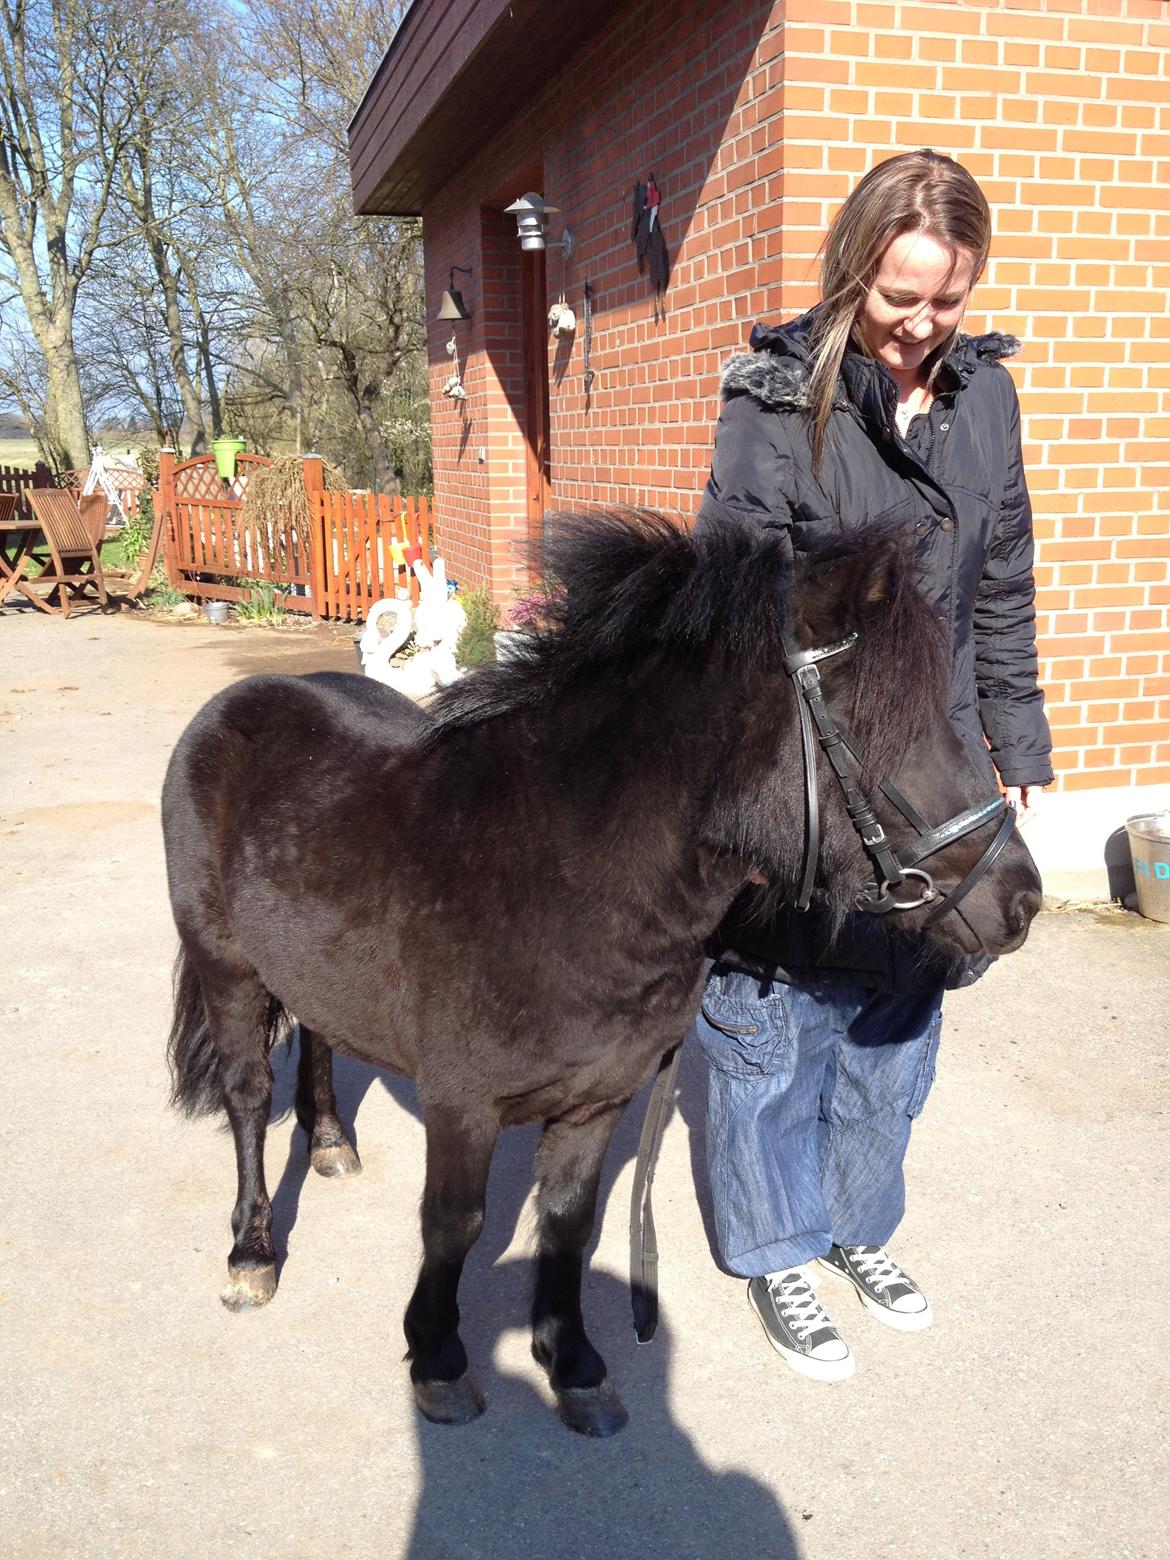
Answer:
[
  {"xmin": 856, "ymin": 232, "xmax": 976, "ymax": 432},
  {"xmin": 693, "ymin": 147, "xmax": 1053, "ymax": 1382},
  {"xmin": 809, "ymin": 150, "xmax": 992, "ymax": 465}
]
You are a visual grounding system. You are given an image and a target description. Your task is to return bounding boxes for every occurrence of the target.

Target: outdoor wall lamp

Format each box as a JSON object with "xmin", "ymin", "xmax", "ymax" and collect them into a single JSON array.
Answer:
[
  {"xmin": 505, "ymin": 193, "xmax": 560, "ymax": 251},
  {"xmin": 437, "ymin": 266, "xmax": 473, "ymax": 321}
]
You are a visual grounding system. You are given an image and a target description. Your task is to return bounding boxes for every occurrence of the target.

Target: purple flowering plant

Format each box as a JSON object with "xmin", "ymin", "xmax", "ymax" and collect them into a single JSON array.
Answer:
[{"xmin": 506, "ymin": 585, "xmax": 564, "ymax": 632}]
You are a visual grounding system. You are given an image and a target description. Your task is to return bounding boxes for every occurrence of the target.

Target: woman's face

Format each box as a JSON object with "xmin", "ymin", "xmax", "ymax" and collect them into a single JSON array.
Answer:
[{"xmin": 856, "ymin": 231, "xmax": 977, "ymax": 381}]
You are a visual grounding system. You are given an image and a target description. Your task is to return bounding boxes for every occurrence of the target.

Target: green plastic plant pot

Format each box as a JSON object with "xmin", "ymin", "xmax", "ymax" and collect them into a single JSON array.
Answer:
[{"xmin": 212, "ymin": 437, "xmax": 246, "ymax": 481}]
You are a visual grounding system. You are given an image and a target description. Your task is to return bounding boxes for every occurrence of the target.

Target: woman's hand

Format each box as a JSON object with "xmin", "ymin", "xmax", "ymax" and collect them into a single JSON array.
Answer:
[{"xmin": 1004, "ymin": 784, "xmax": 1045, "ymax": 823}]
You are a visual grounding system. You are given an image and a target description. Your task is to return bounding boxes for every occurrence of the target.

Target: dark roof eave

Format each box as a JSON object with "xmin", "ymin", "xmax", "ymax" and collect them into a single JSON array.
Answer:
[{"xmin": 348, "ymin": 0, "xmax": 626, "ymax": 216}]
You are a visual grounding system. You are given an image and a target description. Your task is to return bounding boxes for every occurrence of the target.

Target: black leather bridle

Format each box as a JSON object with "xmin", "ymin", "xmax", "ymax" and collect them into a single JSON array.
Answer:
[
  {"xmin": 629, "ymin": 623, "xmax": 1022, "ymax": 1348},
  {"xmin": 784, "ymin": 629, "xmax": 1018, "ymax": 927}
]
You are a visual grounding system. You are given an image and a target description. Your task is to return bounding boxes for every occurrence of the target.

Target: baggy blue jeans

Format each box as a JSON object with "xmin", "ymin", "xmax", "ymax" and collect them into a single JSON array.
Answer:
[{"xmin": 695, "ymin": 966, "xmax": 945, "ymax": 1278}]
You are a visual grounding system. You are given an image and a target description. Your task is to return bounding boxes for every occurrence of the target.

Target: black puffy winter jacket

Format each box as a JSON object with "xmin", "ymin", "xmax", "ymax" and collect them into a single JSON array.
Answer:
[{"xmin": 697, "ymin": 308, "xmax": 1053, "ymax": 991}]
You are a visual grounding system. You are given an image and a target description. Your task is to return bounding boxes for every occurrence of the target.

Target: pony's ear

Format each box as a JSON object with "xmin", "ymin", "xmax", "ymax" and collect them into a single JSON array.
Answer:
[
  {"xmin": 809, "ymin": 543, "xmax": 898, "ymax": 628},
  {"xmin": 856, "ymin": 543, "xmax": 898, "ymax": 608},
  {"xmin": 793, "ymin": 536, "xmax": 906, "ymax": 646}
]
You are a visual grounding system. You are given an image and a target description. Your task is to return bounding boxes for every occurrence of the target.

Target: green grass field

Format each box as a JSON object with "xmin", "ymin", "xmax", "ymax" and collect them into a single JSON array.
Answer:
[
  {"xmin": 0, "ymin": 436, "xmax": 150, "ymax": 472},
  {"xmin": 0, "ymin": 438, "xmax": 44, "ymax": 469}
]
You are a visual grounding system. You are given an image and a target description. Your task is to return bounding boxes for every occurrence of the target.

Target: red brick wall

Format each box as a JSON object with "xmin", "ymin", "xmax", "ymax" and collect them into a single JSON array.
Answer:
[
  {"xmin": 424, "ymin": 0, "xmax": 777, "ymax": 599},
  {"xmin": 772, "ymin": 0, "xmax": 1170, "ymax": 795},
  {"xmin": 422, "ymin": 0, "xmax": 1169, "ymax": 794}
]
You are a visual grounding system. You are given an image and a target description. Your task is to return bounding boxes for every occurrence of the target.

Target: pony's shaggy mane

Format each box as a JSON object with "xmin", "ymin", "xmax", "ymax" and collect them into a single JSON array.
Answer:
[
  {"xmin": 429, "ymin": 509, "xmax": 791, "ymax": 739},
  {"xmin": 429, "ymin": 508, "xmax": 947, "ymax": 787}
]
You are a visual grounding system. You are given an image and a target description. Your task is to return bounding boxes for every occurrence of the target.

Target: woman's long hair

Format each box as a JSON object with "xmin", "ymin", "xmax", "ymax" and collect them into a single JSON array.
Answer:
[{"xmin": 807, "ymin": 150, "xmax": 992, "ymax": 471}]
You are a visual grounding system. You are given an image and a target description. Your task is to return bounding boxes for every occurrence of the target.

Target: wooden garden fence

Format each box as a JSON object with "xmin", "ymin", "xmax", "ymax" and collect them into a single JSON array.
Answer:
[
  {"xmin": 156, "ymin": 450, "xmax": 433, "ymax": 621},
  {"xmin": 0, "ymin": 461, "xmax": 52, "ymax": 525},
  {"xmin": 311, "ymin": 486, "xmax": 433, "ymax": 621}
]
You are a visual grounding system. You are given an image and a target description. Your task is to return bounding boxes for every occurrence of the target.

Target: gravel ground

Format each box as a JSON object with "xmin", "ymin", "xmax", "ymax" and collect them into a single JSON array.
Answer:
[{"xmin": 2, "ymin": 603, "xmax": 1167, "ymax": 1560}]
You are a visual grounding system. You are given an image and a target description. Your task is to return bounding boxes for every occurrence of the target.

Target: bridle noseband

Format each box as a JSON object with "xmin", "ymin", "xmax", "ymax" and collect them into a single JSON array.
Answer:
[{"xmin": 783, "ymin": 630, "xmax": 1017, "ymax": 927}]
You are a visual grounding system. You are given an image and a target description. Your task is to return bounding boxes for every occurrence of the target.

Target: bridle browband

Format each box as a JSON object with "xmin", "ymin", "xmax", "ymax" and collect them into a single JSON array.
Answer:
[{"xmin": 783, "ymin": 629, "xmax": 1017, "ymax": 927}]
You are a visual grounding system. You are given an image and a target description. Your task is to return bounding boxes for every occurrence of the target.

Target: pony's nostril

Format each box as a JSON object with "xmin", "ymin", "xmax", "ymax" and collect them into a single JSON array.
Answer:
[{"xmin": 1011, "ymin": 889, "xmax": 1043, "ymax": 932}]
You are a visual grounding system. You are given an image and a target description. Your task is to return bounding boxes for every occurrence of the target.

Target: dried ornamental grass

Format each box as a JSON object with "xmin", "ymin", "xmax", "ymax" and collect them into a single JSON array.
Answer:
[{"xmin": 239, "ymin": 454, "xmax": 347, "ymax": 562}]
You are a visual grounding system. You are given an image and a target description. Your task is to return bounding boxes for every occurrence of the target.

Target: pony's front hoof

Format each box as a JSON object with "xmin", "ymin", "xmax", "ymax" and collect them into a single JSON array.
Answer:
[
  {"xmin": 220, "ymin": 1264, "xmax": 276, "ymax": 1311},
  {"xmin": 311, "ymin": 1141, "xmax": 362, "ymax": 1177},
  {"xmin": 555, "ymin": 1379, "xmax": 629, "ymax": 1437},
  {"xmin": 413, "ymin": 1372, "xmax": 486, "ymax": 1426}
]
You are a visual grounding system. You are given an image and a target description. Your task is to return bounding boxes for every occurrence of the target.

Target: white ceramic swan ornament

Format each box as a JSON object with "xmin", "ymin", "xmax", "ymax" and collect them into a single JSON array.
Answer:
[{"xmin": 358, "ymin": 558, "xmax": 466, "ymax": 699}]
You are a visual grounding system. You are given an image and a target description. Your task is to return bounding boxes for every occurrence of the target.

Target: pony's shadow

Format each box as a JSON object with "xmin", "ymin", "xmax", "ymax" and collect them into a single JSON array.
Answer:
[
  {"xmin": 408, "ymin": 1259, "xmax": 797, "ymax": 1560},
  {"xmin": 266, "ymin": 1028, "xmax": 723, "ymax": 1295},
  {"xmin": 263, "ymin": 1039, "xmax": 788, "ymax": 1555}
]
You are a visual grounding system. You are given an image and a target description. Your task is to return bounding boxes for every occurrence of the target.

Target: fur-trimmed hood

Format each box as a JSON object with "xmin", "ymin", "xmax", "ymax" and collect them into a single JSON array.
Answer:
[{"xmin": 720, "ymin": 307, "xmax": 1021, "ymax": 416}]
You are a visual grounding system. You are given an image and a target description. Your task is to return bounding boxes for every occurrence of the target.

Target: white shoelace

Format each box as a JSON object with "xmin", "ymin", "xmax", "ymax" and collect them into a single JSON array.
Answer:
[
  {"xmin": 848, "ymin": 1245, "xmax": 908, "ymax": 1295},
  {"xmin": 769, "ymin": 1270, "xmax": 834, "ymax": 1340}
]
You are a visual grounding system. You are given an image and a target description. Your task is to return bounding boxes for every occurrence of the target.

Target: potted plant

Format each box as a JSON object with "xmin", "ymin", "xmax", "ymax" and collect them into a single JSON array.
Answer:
[{"xmin": 212, "ymin": 436, "xmax": 246, "ymax": 481}]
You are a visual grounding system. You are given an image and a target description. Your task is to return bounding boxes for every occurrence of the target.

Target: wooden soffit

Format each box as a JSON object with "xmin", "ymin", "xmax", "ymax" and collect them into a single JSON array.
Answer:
[{"xmin": 348, "ymin": 0, "xmax": 628, "ymax": 215}]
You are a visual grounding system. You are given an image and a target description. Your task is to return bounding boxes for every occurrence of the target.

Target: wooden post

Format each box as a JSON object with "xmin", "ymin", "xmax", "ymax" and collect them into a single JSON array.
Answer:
[
  {"xmin": 303, "ymin": 454, "xmax": 326, "ymax": 621},
  {"xmin": 157, "ymin": 448, "xmax": 178, "ymax": 587}
]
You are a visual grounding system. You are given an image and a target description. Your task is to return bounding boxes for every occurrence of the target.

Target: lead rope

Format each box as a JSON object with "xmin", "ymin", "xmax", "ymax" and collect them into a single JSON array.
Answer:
[{"xmin": 630, "ymin": 1041, "xmax": 683, "ymax": 1342}]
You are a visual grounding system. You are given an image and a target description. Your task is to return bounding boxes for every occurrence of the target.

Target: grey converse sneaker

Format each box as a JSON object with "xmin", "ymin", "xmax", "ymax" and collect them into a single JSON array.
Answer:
[
  {"xmin": 818, "ymin": 1244, "xmax": 933, "ymax": 1332},
  {"xmin": 747, "ymin": 1268, "xmax": 855, "ymax": 1381}
]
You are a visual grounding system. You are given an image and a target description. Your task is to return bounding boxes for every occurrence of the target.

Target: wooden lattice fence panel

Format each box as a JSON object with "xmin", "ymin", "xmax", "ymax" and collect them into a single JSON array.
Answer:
[
  {"xmin": 156, "ymin": 451, "xmax": 431, "ymax": 620},
  {"xmin": 159, "ymin": 451, "xmax": 312, "ymax": 612}
]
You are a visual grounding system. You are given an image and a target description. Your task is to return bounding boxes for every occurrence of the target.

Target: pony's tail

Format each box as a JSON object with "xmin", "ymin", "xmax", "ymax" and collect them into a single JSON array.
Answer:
[
  {"xmin": 167, "ymin": 948, "xmax": 222, "ymax": 1116},
  {"xmin": 166, "ymin": 946, "xmax": 290, "ymax": 1117}
]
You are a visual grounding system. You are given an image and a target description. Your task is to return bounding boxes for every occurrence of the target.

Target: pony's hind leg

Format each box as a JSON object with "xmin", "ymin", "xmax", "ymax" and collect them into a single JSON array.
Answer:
[
  {"xmin": 405, "ymin": 1105, "xmax": 498, "ymax": 1426},
  {"xmin": 199, "ymin": 965, "xmax": 279, "ymax": 1311},
  {"xmin": 531, "ymin": 1102, "xmax": 629, "ymax": 1437},
  {"xmin": 295, "ymin": 1026, "xmax": 361, "ymax": 1178}
]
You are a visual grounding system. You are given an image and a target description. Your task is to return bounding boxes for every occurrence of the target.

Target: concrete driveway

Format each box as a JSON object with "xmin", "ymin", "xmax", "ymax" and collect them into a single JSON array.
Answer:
[{"xmin": 2, "ymin": 605, "xmax": 1167, "ymax": 1560}]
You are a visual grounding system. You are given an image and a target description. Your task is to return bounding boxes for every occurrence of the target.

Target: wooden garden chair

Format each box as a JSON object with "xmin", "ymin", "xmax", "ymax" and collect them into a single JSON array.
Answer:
[
  {"xmin": 103, "ymin": 500, "xmax": 167, "ymax": 606},
  {"xmin": 80, "ymin": 493, "xmax": 111, "ymax": 547},
  {"xmin": 24, "ymin": 489, "xmax": 110, "ymax": 617}
]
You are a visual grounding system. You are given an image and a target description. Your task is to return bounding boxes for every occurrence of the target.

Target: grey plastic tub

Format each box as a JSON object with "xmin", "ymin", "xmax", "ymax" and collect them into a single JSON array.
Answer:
[{"xmin": 1125, "ymin": 813, "xmax": 1170, "ymax": 924}]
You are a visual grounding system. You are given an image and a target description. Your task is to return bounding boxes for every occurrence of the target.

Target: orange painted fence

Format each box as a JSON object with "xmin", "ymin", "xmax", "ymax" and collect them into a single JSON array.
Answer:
[
  {"xmin": 310, "ymin": 488, "xmax": 433, "ymax": 620},
  {"xmin": 156, "ymin": 450, "xmax": 433, "ymax": 620}
]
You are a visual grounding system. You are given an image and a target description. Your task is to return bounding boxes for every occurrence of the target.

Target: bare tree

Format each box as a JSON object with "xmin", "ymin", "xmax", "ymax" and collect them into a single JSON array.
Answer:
[
  {"xmin": 248, "ymin": 0, "xmax": 408, "ymax": 157},
  {"xmin": 117, "ymin": 130, "xmax": 214, "ymax": 451},
  {"xmin": 0, "ymin": 0, "xmax": 428, "ymax": 489},
  {"xmin": 0, "ymin": 0, "xmax": 181, "ymax": 467},
  {"xmin": 189, "ymin": 0, "xmax": 425, "ymax": 488},
  {"xmin": 294, "ymin": 212, "xmax": 424, "ymax": 490}
]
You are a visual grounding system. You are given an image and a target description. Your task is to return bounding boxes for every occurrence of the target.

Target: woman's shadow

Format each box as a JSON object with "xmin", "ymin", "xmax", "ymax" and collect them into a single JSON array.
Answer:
[{"xmin": 266, "ymin": 1035, "xmax": 793, "ymax": 1558}]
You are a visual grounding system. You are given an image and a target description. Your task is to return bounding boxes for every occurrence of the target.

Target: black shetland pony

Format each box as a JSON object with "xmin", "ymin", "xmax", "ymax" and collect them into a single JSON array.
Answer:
[{"xmin": 164, "ymin": 510, "xmax": 1040, "ymax": 1437}]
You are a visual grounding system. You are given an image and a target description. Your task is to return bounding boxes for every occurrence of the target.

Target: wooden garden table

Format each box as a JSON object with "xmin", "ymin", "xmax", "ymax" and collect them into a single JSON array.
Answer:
[{"xmin": 0, "ymin": 495, "xmax": 53, "ymax": 610}]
